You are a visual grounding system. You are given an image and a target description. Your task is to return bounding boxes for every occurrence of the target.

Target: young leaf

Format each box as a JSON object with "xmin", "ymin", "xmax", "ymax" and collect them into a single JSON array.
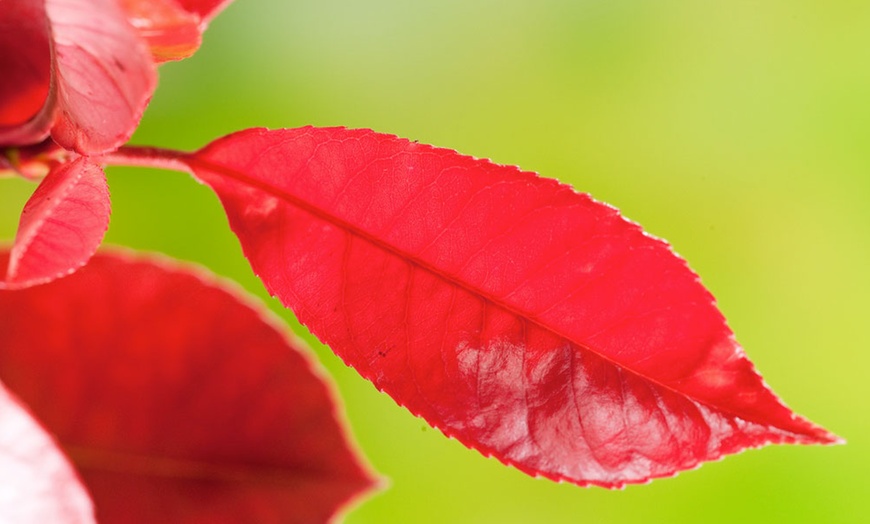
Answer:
[
  {"xmin": 0, "ymin": 250, "xmax": 377, "ymax": 522},
  {"xmin": 47, "ymin": 0, "xmax": 157, "ymax": 154},
  {"xmin": 119, "ymin": 0, "xmax": 233, "ymax": 62},
  {"xmin": 1, "ymin": 157, "xmax": 110, "ymax": 289},
  {"xmin": 120, "ymin": 0, "xmax": 203, "ymax": 62},
  {"xmin": 185, "ymin": 126, "xmax": 839, "ymax": 487},
  {"xmin": 172, "ymin": 0, "xmax": 235, "ymax": 23},
  {"xmin": 0, "ymin": 382, "xmax": 95, "ymax": 524}
]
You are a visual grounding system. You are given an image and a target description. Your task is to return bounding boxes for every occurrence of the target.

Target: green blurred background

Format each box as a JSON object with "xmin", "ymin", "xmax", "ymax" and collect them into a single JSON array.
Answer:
[{"xmin": 2, "ymin": 1, "xmax": 867, "ymax": 522}]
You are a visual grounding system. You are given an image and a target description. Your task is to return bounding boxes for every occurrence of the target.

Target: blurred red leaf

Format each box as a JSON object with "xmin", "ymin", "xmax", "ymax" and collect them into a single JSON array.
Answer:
[
  {"xmin": 47, "ymin": 0, "xmax": 156, "ymax": 154},
  {"xmin": 120, "ymin": 0, "xmax": 203, "ymax": 62},
  {"xmin": 0, "ymin": 382, "xmax": 95, "ymax": 524},
  {"xmin": 1, "ymin": 157, "xmax": 110, "ymax": 290},
  {"xmin": 0, "ymin": 0, "xmax": 53, "ymax": 145},
  {"xmin": 186, "ymin": 126, "xmax": 839, "ymax": 487},
  {"xmin": 119, "ymin": 0, "xmax": 232, "ymax": 62},
  {"xmin": 0, "ymin": 250, "xmax": 377, "ymax": 523},
  {"xmin": 173, "ymin": 0, "xmax": 234, "ymax": 22}
]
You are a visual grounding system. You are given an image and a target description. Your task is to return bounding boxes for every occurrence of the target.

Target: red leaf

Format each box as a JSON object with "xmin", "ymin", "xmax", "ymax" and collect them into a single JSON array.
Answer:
[
  {"xmin": 0, "ymin": 382, "xmax": 95, "ymax": 524},
  {"xmin": 1, "ymin": 157, "xmax": 110, "ymax": 289},
  {"xmin": 0, "ymin": 250, "xmax": 378, "ymax": 523},
  {"xmin": 173, "ymin": 0, "xmax": 234, "ymax": 22},
  {"xmin": 120, "ymin": 0, "xmax": 203, "ymax": 62},
  {"xmin": 0, "ymin": 0, "xmax": 54, "ymax": 145},
  {"xmin": 186, "ymin": 126, "xmax": 839, "ymax": 487},
  {"xmin": 119, "ymin": 0, "xmax": 232, "ymax": 63},
  {"xmin": 47, "ymin": 0, "xmax": 157, "ymax": 154}
]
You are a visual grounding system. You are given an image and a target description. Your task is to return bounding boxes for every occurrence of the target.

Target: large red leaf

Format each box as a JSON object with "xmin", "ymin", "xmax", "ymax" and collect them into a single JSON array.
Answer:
[
  {"xmin": 0, "ymin": 0, "xmax": 54, "ymax": 145},
  {"xmin": 47, "ymin": 0, "xmax": 157, "ymax": 154},
  {"xmin": 1, "ymin": 156, "xmax": 110, "ymax": 290},
  {"xmin": 0, "ymin": 382, "xmax": 95, "ymax": 524},
  {"xmin": 0, "ymin": 250, "xmax": 377, "ymax": 522},
  {"xmin": 185, "ymin": 126, "xmax": 839, "ymax": 487}
]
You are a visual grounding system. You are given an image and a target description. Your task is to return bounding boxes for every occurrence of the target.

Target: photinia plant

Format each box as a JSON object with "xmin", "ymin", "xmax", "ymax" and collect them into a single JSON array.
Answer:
[{"xmin": 0, "ymin": 0, "xmax": 841, "ymax": 522}]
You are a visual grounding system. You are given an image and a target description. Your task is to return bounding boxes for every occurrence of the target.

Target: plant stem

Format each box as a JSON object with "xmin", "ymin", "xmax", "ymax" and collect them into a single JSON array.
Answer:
[{"xmin": 99, "ymin": 145, "xmax": 191, "ymax": 173}]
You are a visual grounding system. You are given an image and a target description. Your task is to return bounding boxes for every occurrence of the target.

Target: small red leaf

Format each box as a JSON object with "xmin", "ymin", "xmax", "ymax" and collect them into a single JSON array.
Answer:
[
  {"xmin": 119, "ymin": 0, "xmax": 231, "ymax": 63},
  {"xmin": 187, "ymin": 126, "xmax": 839, "ymax": 487},
  {"xmin": 0, "ymin": 0, "xmax": 54, "ymax": 145},
  {"xmin": 0, "ymin": 382, "xmax": 95, "ymax": 524},
  {"xmin": 0, "ymin": 250, "xmax": 377, "ymax": 523},
  {"xmin": 120, "ymin": 0, "xmax": 203, "ymax": 62},
  {"xmin": 2, "ymin": 157, "xmax": 110, "ymax": 289},
  {"xmin": 173, "ymin": 0, "xmax": 234, "ymax": 22},
  {"xmin": 47, "ymin": 0, "xmax": 157, "ymax": 154}
]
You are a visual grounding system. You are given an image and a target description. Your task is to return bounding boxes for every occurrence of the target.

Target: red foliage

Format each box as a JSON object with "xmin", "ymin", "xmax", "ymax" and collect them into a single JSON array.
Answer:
[
  {"xmin": 0, "ymin": 250, "xmax": 377, "ymax": 523},
  {"xmin": 0, "ymin": 0, "xmax": 233, "ymax": 289},
  {"xmin": 0, "ymin": 0, "xmax": 52, "ymax": 144},
  {"xmin": 187, "ymin": 126, "xmax": 839, "ymax": 487},
  {"xmin": 119, "ymin": 0, "xmax": 233, "ymax": 62},
  {"xmin": 1, "ymin": 157, "xmax": 110, "ymax": 289},
  {"xmin": 0, "ymin": 0, "xmax": 840, "ymax": 518}
]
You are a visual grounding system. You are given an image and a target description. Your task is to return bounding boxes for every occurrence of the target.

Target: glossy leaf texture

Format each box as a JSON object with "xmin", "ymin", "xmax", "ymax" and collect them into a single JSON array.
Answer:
[
  {"xmin": 0, "ymin": 250, "xmax": 377, "ymax": 523},
  {"xmin": 186, "ymin": 126, "xmax": 839, "ymax": 487},
  {"xmin": 0, "ymin": 382, "xmax": 95, "ymax": 524},
  {"xmin": 1, "ymin": 157, "xmax": 110, "ymax": 289}
]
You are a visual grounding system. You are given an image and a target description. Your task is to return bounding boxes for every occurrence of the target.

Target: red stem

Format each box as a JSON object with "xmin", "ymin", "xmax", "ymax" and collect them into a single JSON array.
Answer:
[{"xmin": 98, "ymin": 145, "xmax": 192, "ymax": 173}]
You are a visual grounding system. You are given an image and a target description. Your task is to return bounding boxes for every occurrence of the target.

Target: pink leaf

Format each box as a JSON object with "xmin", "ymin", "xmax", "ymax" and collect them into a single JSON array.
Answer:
[
  {"xmin": 1, "ymin": 157, "xmax": 110, "ymax": 289},
  {"xmin": 0, "ymin": 382, "xmax": 95, "ymax": 524},
  {"xmin": 186, "ymin": 126, "xmax": 839, "ymax": 488},
  {"xmin": 47, "ymin": 0, "xmax": 157, "ymax": 154},
  {"xmin": 0, "ymin": 250, "xmax": 378, "ymax": 523},
  {"xmin": 0, "ymin": 0, "xmax": 54, "ymax": 145}
]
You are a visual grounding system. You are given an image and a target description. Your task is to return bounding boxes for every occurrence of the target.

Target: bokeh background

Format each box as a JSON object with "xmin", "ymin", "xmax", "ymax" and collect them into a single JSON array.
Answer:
[{"xmin": 2, "ymin": 1, "xmax": 867, "ymax": 522}]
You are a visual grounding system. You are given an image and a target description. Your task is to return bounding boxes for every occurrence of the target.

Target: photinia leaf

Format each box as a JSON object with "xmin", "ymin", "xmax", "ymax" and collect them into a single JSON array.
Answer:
[
  {"xmin": 0, "ymin": 250, "xmax": 378, "ymax": 523},
  {"xmin": 1, "ymin": 156, "xmax": 110, "ymax": 290},
  {"xmin": 47, "ymin": 0, "xmax": 157, "ymax": 154},
  {"xmin": 119, "ymin": 0, "xmax": 233, "ymax": 62},
  {"xmin": 0, "ymin": 382, "xmax": 95, "ymax": 524},
  {"xmin": 120, "ymin": 0, "xmax": 204, "ymax": 62},
  {"xmin": 185, "ymin": 126, "xmax": 839, "ymax": 487},
  {"xmin": 173, "ymin": 0, "xmax": 234, "ymax": 23},
  {"xmin": 0, "ymin": 0, "xmax": 54, "ymax": 145}
]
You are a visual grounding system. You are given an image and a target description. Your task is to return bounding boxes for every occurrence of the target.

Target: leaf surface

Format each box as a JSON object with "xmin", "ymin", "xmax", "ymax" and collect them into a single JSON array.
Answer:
[
  {"xmin": 187, "ymin": 126, "xmax": 839, "ymax": 487},
  {"xmin": 1, "ymin": 157, "xmax": 110, "ymax": 289},
  {"xmin": 47, "ymin": 0, "xmax": 157, "ymax": 154},
  {"xmin": 0, "ymin": 0, "xmax": 54, "ymax": 145},
  {"xmin": 0, "ymin": 382, "xmax": 95, "ymax": 524},
  {"xmin": 0, "ymin": 250, "xmax": 377, "ymax": 522}
]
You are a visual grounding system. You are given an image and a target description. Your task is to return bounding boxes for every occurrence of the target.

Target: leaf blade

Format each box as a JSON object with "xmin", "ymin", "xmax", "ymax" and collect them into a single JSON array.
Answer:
[
  {"xmin": 0, "ymin": 0, "xmax": 54, "ymax": 145},
  {"xmin": 0, "ymin": 250, "xmax": 378, "ymax": 522},
  {"xmin": 187, "ymin": 126, "xmax": 838, "ymax": 487},
  {"xmin": 2, "ymin": 157, "xmax": 110, "ymax": 289},
  {"xmin": 118, "ymin": 0, "xmax": 232, "ymax": 63},
  {"xmin": 47, "ymin": 0, "xmax": 157, "ymax": 154}
]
